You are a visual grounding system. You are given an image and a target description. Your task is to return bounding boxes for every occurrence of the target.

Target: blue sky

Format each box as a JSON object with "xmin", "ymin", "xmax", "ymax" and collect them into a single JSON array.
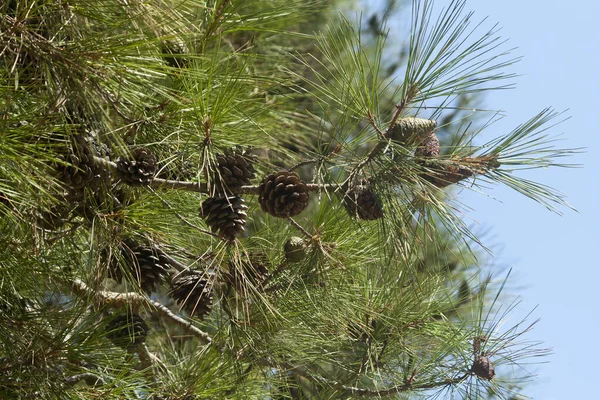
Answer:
[
  {"xmin": 460, "ymin": 1, "xmax": 599, "ymax": 398},
  {"xmin": 355, "ymin": 0, "xmax": 599, "ymax": 398}
]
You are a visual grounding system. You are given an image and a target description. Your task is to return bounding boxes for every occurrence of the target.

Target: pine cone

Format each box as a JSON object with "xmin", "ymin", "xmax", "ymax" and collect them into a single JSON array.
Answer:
[
  {"xmin": 258, "ymin": 171, "xmax": 309, "ymax": 218},
  {"xmin": 414, "ymin": 130, "xmax": 440, "ymax": 157},
  {"xmin": 228, "ymin": 252, "xmax": 270, "ymax": 290},
  {"xmin": 389, "ymin": 118, "xmax": 437, "ymax": 145},
  {"xmin": 199, "ymin": 196, "xmax": 247, "ymax": 241},
  {"xmin": 213, "ymin": 148, "xmax": 257, "ymax": 193},
  {"xmin": 116, "ymin": 147, "xmax": 157, "ymax": 185},
  {"xmin": 105, "ymin": 313, "xmax": 148, "ymax": 349},
  {"xmin": 471, "ymin": 355, "xmax": 495, "ymax": 380},
  {"xmin": 284, "ymin": 236, "xmax": 307, "ymax": 264},
  {"xmin": 58, "ymin": 137, "xmax": 98, "ymax": 190},
  {"xmin": 169, "ymin": 270, "xmax": 214, "ymax": 319},
  {"xmin": 343, "ymin": 182, "xmax": 383, "ymax": 220},
  {"xmin": 422, "ymin": 165, "xmax": 473, "ymax": 188},
  {"xmin": 109, "ymin": 239, "xmax": 170, "ymax": 293}
]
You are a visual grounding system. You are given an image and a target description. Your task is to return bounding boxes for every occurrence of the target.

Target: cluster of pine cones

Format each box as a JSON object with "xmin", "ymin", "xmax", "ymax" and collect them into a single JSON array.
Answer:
[
  {"xmin": 199, "ymin": 148, "xmax": 312, "ymax": 241},
  {"xmin": 35, "ymin": 129, "xmax": 161, "ymax": 228},
  {"xmin": 35, "ymin": 122, "xmax": 466, "ymax": 238},
  {"xmin": 31, "ymin": 118, "xmax": 479, "ymax": 351},
  {"xmin": 104, "ymin": 250, "xmax": 278, "ymax": 348}
]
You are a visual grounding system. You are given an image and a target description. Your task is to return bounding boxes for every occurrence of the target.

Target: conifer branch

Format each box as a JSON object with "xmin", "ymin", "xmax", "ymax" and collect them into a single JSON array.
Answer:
[
  {"xmin": 69, "ymin": 279, "xmax": 212, "ymax": 344},
  {"xmin": 336, "ymin": 373, "xmax": 471, "ymax": 397},
  {"xmin": 0, "ymin": 0, "xmax": 571, "ymax": 396},
  {"xmin": 266, "ymin": 359, "xmax": 470, "ymax": 397},
  {"xmin": 94, "ymin": 156, "xmax": 337, "ymax": 194}
]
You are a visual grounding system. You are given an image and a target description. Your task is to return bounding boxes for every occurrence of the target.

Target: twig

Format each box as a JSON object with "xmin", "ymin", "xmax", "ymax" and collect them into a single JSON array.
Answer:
[
  {"xmin": 289, "ymin": 143, "xmax": 343, "ymax": 172},
  {"xmin": 153, "ymin": 246, "xmax": 187, "ymax": 273},
  {"xmin": 94, "ymin": 156, "xmax": 337, "ymax": 195},
  {"xmin": 344, "ymin": 97, "xmax": 414, "ymax": 187},
  {"xmin": 367, "ymin": 110, "xmax": 386, "ymax": 140},
  {"xmin": 69, "ymin": 279, "xmax": 212, "ymax": 344},
  {"xmin": 335, "ymin": 373, "xmax": 470, "ymax": 397},
  {"xmin": 260, "ymin": 358, "xmax": 469, "ymax": 397},
  {"xmin": 287, "ymin": 217, "xmax": 312, "ymax": 239}
]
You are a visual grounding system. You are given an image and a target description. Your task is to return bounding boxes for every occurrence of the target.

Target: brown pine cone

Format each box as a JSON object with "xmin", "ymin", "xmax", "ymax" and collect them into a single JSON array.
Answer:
[
  {"xmin": 169, "ymin": 270, "xmax": 214, "ymax": 319},
  {"xmin": 109, "ymin": 239, "xmax": 171, "ymax": 293},
  {"xmin": 57, "ymin": 136, "xmax": 98, "ymax": 190},
  {"xmin": 422, "ymin": 165, "xmax": 473, "ymax": 188},
  {"xmin": 471, "ymin": 355, "xmax": 495, "ymax": 380},
  {"xmin": 258, "ymin": 171, "xmax": 309, "ymax": 218},
  {"xmin": 199, "ymin": 196, "xmax": 247, "ymax": 241},
  {"xmin": 343, "ymin": 182, "xmax": 383, "ymax": 220},
  {"xmin": 105, "ymin": 313, "xmax": 149, "ymax": 350},
  {"xmin": 116, "ymin": 147, "xmax": 157, "ymax": 186},
  {"xmin": 213, "ymin": 148, "xmax": 257, "ymax": 193},
  {"xmin": 36, "ymin": 204, "xmax": 70, "ymax": 230},
  {"xmin": 414, "ymin": 130, "xmax": 440, "ymax": 157}
]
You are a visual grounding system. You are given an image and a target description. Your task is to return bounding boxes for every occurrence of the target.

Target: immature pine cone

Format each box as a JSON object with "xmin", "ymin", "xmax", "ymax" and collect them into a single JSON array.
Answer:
[
  {"xmin": 170, "ymin": 270, "xmax": 214, "ymax": 319},
  {"xmin": 258, "ymin": 171, "xmax": 309, "ymax": 218},
  {"xmin": 116, "ymin": 147, "xmax": 157, "ymax": 185},
  {"xmin": 200, "ymin": 196, "xmax": 247, "ymax": 241},
  {"xmin": 284, "ymin": 236, "xmax": 307, "ymax": 264},
  {"xmin": 414, "ymin": 130, "xmax": 440, "ymax": 158}
]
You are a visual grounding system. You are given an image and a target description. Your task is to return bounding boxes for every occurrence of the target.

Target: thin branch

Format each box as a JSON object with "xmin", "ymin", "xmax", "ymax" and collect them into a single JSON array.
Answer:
[
  {"xmin": 287, "ymin": 217, "xmax": 312, "ymax": 239},
  {"xmin": 153, "ymin": 246, "xmax": 187, "ymax": 273},
  {"xmin": 94, "ymin": 156, "xmax": 336, "ymax": 195},
  {"xmin": 69, "ymin": 279, "xmax": 212, "ymax": 344},
  {"xmin": 336, "ymin": 373, "xmax": 469, "ymax": 397},
  {"xmin": 263, "ymin": 358, "xmax": 470, "ymax": 397}
]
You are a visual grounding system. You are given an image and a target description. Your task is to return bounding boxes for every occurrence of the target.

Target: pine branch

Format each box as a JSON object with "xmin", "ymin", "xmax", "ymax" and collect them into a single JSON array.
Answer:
[
  {"xmin": 94, "ymin": 156, "xmax": 338, "ymax": 194},
  {"xmin": 264, "ymin": 358, "xmax": 471, "ymax": 397},
  {"xmin": 69, "ymin": 279, "xmax": 212, "ymax": 344}
]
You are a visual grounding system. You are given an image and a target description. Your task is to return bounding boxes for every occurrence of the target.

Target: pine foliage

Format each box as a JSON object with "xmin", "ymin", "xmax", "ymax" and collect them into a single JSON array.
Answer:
[{"xmin": 0, "ymin": 0, "xmax": 576, "ymax": 398}]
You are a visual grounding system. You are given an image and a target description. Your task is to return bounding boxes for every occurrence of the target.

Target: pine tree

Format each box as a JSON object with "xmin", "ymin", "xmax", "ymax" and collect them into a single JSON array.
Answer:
[{"xmin": 0, "ymin": 0, "xmax": 576, "ymax": 399}]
